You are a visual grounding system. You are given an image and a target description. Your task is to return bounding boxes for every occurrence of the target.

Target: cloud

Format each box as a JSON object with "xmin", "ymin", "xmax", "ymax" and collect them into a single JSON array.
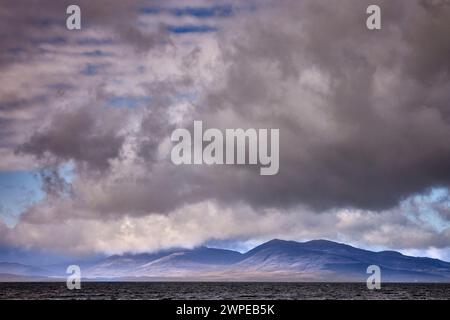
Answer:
[
  {"xmin": 1, "ymin": 193, "xmax": 449, "ymax": 255},
  {"xmin": 19, "ymin": 106, "xmax": 127, "ymax": 171},
  {"xmin": 190, "ymin": 0, "xmax": 450, "ymax": 211},
  {"xmin": 1, "ymin": 0, "xmax": 450, "ymax": 255},
  {"xmin": 0, "ymin": 0, "xmax": 170, "ymax": 65}
]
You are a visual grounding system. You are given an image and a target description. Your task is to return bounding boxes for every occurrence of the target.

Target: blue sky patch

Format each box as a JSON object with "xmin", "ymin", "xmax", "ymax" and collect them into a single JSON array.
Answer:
[
  {"xmin": 106, "ymin": 95, "xmax": 152, "ymax": 109},
  {"xmin": 167, "ymin": 25, "xmax": 218, "ymax": 34},
  {"xmin": 170, "ymin": 5, "xmax": 233, "ymax": 18},
  {"xmin": 0, "ymin": 171, "xmax": 45, "ymax": 226},
  {"xmin": 139, "ymin": 5, "xmax": 233, "ymax": 18}
]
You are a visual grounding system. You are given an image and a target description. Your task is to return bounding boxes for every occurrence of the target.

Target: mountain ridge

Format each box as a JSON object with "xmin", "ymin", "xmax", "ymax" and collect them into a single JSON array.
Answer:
[{"xmin": 1, "ymin": 239, "xmax": 450, "ymax": 282}]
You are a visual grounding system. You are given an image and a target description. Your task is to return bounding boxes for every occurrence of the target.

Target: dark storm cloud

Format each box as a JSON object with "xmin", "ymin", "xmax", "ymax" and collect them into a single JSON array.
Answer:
[
  {"xmin": 2, "ymin": 0, "xmax": 450, "ymax": 255},
  {"xmin": 18, "ymin": 106, "xmax": 126, "ymax": 171},
  {"xmin": 169, "ymin": 0, "xmax": 450, "ymax": 212},
  {"xmin": 20, "ymin": 0, "xmax": 450, "ymax": 215},
  {"xmin": 5, "ymin": 0, "xmax": 450, "ymax": 218}
]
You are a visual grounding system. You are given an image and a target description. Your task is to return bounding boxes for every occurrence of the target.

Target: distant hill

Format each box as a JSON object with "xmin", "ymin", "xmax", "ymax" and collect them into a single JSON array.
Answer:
[
  {"xmin": 0, "ymin": 262, "xmax": 49, "ymax": 277},
  {"xmin": 2, "ymin": 239, "xmax": 450, "ymax": 282}
]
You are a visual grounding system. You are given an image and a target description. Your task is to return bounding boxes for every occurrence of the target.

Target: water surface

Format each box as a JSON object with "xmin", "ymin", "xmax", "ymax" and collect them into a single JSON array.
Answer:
[{"xmin": 1, "ymin": 282, "xmax": 449, "ymax": 300}]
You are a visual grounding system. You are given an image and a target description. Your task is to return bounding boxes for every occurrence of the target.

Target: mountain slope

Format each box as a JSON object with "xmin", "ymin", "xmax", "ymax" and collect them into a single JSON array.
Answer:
[
  {"xmin": 86, "ymin": 247, "xmax": 244, "ymax": 278},
  {"xmin": 2, "ymin": 239, "xmax": 450, "ymax": 282},
  {"xmin": 235, "ymin": 239, "xmax": 450, "ymax": 282},
  {"xmin": 0, "ymin": 262, "xmax": 49, "ymax": 276}
]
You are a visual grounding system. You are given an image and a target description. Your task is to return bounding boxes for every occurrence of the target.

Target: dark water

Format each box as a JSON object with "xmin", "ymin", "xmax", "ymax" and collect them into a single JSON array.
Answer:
[{"xmin": 0, "ymin": 282, "xmax": 449, "ymax": 300}]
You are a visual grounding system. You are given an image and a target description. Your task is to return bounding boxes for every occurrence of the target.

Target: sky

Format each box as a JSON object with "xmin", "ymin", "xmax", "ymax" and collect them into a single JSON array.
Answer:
[{"xmin": 0, "ymin": 0, "xmax": 450, "ymax": 263}]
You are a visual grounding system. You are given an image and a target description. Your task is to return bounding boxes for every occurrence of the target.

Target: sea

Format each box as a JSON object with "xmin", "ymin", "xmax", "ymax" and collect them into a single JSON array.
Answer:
[{"xmin": 0, "ymin": 282, "xmax": 449, "ymax": 300}]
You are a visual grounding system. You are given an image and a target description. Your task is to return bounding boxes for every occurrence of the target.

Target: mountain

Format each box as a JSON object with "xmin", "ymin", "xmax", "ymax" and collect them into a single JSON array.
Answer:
[
  {"xmin": 233, "ymin": 239, "xmax": 450, "ymax": 282},
  {"xmin": 1, "ymin": 239, "xmax": 450, "ymax": 282},
  {"xmin": 87, "ymin": 247, "xmax": 244, "ymax": 278},
  {"xmin": 0, "ymin": 262, "xmax": 49, "ymax": 277}
]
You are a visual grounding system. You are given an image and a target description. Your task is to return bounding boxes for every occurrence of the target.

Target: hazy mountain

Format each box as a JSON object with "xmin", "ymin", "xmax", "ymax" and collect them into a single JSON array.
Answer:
[
  {"xmin": 0, "ymin": 262, "xmax": 49, "ymax": 277},
  {"xmin": 86, "ymin": 247, "xmax": 244, "ymax": 278},
  {"xmin": 2, "ymin": 239, "xmax": 450, "ymax": 282}
]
